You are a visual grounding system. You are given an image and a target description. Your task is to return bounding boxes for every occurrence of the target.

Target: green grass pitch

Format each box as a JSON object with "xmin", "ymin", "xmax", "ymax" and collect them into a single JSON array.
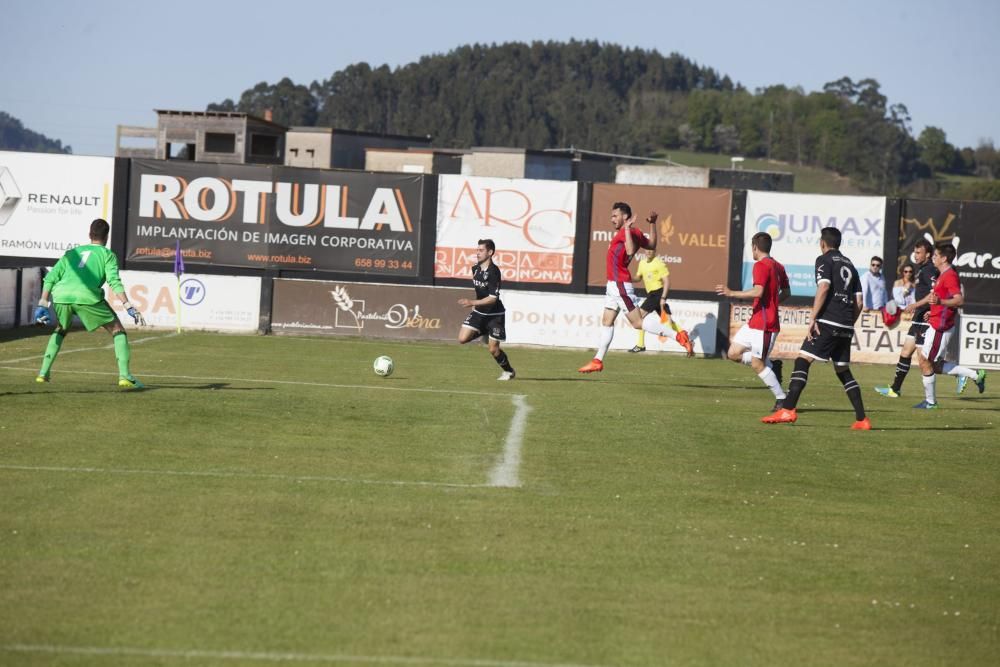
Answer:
[{"xmin": 1, "ymin": 328, "xmax": 997, "ymax": 666}]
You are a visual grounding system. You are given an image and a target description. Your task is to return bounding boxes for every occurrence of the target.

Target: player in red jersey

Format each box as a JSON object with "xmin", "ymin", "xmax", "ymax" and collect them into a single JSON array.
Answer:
[
  {"xmin": 716, "ymin": 232, "xmax": 790, "ymax": 409},
  {"xmin": 578, "ymin": 202, "xmax": 693, "ymax": 373},
  {"xmin": 912, "ymin": 243, "xmax": 986, "ymax": 408}
]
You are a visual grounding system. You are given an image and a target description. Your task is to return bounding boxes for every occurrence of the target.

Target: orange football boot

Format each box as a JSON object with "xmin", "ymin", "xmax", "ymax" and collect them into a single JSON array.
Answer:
[
  {"xmin": 851, "ymin": 417, "xmax": 872, "ymax": 430},
  {"xmin": 578, "ymin": 358, "xmax": 604, "ymax": 373},
  {"xmin": 676, "ymin": 330, "xmax": 695, "ymax": 357},
  {"xmin": 761, "ymin": 407, "xmax": 797, "ymax": 424}
]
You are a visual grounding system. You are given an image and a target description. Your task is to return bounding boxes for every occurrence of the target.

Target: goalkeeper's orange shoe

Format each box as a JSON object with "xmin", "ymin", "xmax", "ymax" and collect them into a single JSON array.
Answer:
[
  {"xmin": 851, "ymin": 417, "xmax": 872, "ymax": 430},
  {"xmin": 578, "ymin": 358, "xmax": 604, "ymax": 373},
  {"xmin": 761, "ymin": 407, "xmax": 797, "ymax": 424},
  {"xmin": 676, "ymin": 330, "xmax": 695, "ymax": 357}
]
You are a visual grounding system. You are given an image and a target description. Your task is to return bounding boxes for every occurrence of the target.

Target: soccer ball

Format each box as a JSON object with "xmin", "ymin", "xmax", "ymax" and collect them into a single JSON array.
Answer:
[{"xmin": 373, "ymin": 355, "xmax": 394, "ymax": 377}]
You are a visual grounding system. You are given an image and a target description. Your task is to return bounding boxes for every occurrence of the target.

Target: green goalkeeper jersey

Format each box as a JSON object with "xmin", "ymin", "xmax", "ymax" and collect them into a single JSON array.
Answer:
[{"xmin": 44, "ymin": 244, "xmax": 125, "ymax": 305}]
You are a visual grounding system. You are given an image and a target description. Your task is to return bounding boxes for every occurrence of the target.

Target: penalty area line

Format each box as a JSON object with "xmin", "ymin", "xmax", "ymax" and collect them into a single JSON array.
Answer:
[
  {"xmin": 489, "ymin": 394, "xmax": 532, "ymax": 488},
  {"xmin": 0, "ymin": 644, "xmax": 610, "ymax": 667}
]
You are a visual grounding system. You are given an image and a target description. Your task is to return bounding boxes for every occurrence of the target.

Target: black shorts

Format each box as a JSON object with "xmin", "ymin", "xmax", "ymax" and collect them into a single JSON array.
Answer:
[
  {"xmin": 906, "ymin": 322, "xmax": 929, "ymax": 345},
  {"xmin": 639, "ymin": 289, "xmax": 672, "ymax": 316},
  {"xmin": 798, "ymin": 321, "xmax": 854, "ymax": 364},
  {"xmin": 462, "ymin": 311, "xmax": 506, "ymax": 341}
]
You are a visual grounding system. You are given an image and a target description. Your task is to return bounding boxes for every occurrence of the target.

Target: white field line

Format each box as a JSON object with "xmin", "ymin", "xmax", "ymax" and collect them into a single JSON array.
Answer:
[
  {"xmin": 0, "ymin": 644, "xmax": 609, "ymax": 667},
  {"xmin": 0, "ymin": 365, "xmax": 529, "ymax": 488},
  {"xmin": 490, "ymin": 394, "xmax": 532, "ymax": 488},
  {"xmin": 0, "ymin": 464, "xmax": 491, "ymax": 490},
  {"xmin": 1, "ymin": 332, "xmax": 179, "ymax": 364}
]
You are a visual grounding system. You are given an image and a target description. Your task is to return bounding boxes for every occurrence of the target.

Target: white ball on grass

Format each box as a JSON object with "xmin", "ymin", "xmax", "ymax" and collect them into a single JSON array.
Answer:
[{"xmin": 373, "ymin": 355, "xmax": 394, "ymax": 377}]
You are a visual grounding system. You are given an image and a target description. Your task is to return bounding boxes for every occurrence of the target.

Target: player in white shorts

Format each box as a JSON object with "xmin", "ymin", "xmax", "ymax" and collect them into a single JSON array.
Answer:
[
  {"xmin": 913, "ymin": 243, "xmax": 985, "ymax": 408},
  {"xmin": 717, "ymin": 231, "xmax": 790, "ymax": 410},
  {"xmin": 578, "ymin": 202, "xmax": 693, "ymax": 373},
  {"xmin": 603, "ymin": 279, "xmax": 638, "ymax": 312},
  {"xmin": 732, "ymin": 325, "xmax": 777, "ymax": 362}
]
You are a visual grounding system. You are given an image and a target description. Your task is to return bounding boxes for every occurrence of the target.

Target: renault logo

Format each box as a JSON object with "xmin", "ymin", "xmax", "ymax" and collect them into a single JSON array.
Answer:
[{"xmin": 0, "ymin": 167, "xmax": 22, "ymax": 226}]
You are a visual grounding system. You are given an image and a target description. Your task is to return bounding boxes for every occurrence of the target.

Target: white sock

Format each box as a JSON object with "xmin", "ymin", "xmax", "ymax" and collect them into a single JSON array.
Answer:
[
  {"xmin": 943, "ymin": 362, "xmax": 978, "ymax": 379},
  {"xmin": 641, "ymin": 312, "xmax": 677, "ymax": 339},
  {"xmin": 758, "ymin": 367, "xmax": 786, "ymax": 400},
  {"xmin": 595, "ymin": 326, "xmax": 614, "ymax": 361},
  {"xmin": 742, "ymin": 350, "xmax": 753, "ymax": 366},
  {"xmin": 922, "ymin": 373, "xmax": 937, "ymax": 404}
]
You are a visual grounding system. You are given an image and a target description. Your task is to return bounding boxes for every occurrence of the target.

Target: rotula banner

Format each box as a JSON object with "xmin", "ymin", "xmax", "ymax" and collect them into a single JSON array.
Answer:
[
  {"xmin": 899, "ymin": 199, "xmax": 1000, "ymax": 311},
  {"xmin": 0, "ymin": 151, "xmax": 115, "ymax": 259},
  {"xmin": 125, "ymin": 160, "xmax": 424, "ymax": 275},
  {"xmin": 587, "ymin": 184, "xmax": 731, "ymax": 291}
]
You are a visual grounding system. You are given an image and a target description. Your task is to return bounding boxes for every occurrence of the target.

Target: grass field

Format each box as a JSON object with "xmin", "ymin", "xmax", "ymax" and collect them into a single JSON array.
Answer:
[{"xmin": 1, "ymin": 328, "xmax": 998, "ymax": 666}]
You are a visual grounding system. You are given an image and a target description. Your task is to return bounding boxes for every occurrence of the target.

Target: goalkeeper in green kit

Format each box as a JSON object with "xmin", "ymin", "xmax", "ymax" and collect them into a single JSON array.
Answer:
[{"xmin": 34, "ymin": 218, "xmax": 146, "ymax": 388}]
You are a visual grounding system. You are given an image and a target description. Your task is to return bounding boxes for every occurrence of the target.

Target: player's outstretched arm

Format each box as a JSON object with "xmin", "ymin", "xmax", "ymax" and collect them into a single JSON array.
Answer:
[
  {"xmin": 645, "ymin": 211, "xmax": 659, "ymax": 252},
  {"xmin": 716, "ymin": 284, "xmax": 763, "ymax": 300},
  {"xmin": 623, "ymin": 215, "xmax": 637, "ymax": 256}
]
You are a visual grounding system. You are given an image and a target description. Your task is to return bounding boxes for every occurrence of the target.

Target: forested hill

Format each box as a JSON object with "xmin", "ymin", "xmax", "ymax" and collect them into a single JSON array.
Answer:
[
  {"xmin": 208, "ymin": 41, "xmax": 734, "ymax": 150},
  {"xmin": 0, "ymin": 111, "xmax": 71, "ymax": 154},
  {"xmin": 209, "ymin": 40, "xmax": 996, "ymax": 194}
]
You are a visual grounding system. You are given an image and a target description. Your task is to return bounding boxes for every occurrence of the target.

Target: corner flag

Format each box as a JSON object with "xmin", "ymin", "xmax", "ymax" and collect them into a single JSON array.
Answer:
[{"xmin": 174, "ymin": 240, "xmax": 185, "ymax": 277}]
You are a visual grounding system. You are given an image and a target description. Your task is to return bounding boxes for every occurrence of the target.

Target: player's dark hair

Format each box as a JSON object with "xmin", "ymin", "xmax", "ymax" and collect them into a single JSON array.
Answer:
[
  {"xmin": 751, "ymin": 232, "xmax": 772, "ymax": 254},
  {"xmin": 914, "ymin": 238, "xmax": 934, "ymax": 254},
  {"xmin": 478, "ymin": 238, "xmax": 496, "ymax": 253},
  {"xmin": 90, "ymin": 218, "xmax": 110, "ymax": 241},
  {"xmin": 612, "ymin": 202, "xmax": 632, "ymax": 218},
  {"xmin": 935, "ymin": 243, "xmax": 956, "ymax": 264},
  {"xmin": 820, "ymin": 226, "xmax": 842, "ymax": 249}
]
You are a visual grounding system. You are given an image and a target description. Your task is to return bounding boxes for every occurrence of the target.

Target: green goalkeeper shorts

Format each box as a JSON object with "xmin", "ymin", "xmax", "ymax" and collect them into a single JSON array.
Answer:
[{"xmin": 54, "ymin": 301, "xmax": 118, "ymax": 331}]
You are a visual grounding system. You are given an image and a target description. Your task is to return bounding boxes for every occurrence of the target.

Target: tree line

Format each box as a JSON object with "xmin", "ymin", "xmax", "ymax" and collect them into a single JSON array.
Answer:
[
  {"xmin": 0, "ymin": 111, "xmax": 71, "ymax": 154},
  {"xmin": 208, "ymin": 41, "xmax": 998, "ymax": 198}
]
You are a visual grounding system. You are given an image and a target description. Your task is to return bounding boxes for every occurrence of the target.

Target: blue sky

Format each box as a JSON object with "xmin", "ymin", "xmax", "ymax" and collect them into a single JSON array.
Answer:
[{"xmin": 2, "ymin": 0, "xmax": 997, "ymax": 157}]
